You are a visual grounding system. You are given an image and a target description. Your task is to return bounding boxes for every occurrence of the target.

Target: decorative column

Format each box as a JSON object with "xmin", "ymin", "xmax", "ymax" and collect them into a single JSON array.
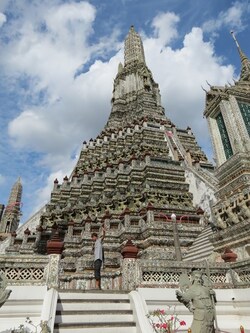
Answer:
[
  {"xmin": 121, "ymin": 239, "xmax": 140, "ymax": 291},
  {"xmin": 171, "ymin": 213, "xmax": 182, "ymax": 261},
  {"xmin": 46, "ymin": 230, "xmax": 64, "ymax": 289},
  {"xmin": 146, "ymin": 203, "xmax": 154, "ymax": 225}
]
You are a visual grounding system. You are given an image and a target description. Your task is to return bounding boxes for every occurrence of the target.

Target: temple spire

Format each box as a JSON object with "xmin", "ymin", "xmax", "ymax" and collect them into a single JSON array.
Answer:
[
  {"xmin": 0, "ymin": 177, "xmax": 22, "ymax": 233},
  {"xmin": 230, "ymin": 31, "xmax": 250, "ymax": 82},
  {"xmin": 124, "ymin": 25, "xmax": 146, "ymax": 66}
]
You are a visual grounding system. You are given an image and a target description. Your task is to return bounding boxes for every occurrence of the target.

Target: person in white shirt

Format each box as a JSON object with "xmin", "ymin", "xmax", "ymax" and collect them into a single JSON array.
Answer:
[{"xmin": 91, "ymin": 226, "xmax": 105, "ymax": 289}]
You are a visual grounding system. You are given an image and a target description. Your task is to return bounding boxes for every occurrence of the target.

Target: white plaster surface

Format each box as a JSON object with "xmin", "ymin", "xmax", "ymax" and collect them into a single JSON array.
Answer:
[{"xmin": 0, "ymin": 285, "xmax": 46, "ymax": 332}]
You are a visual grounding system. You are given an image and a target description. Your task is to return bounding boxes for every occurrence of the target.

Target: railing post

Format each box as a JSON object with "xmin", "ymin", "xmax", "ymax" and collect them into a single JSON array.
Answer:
[
  {"xmin": 171, "ymin": 213, "xmax": 182, "ymax": 261},
  {"xmin": 46, "ymin": 254, "xmax": 61, "ymax": 289},
  {"xmin": 121, "ymin": 239, "xmax": 140, "ymax": 290},
  {"xmin": 46, "ymin": 228, "xmax": 64, "ymax": 289}
]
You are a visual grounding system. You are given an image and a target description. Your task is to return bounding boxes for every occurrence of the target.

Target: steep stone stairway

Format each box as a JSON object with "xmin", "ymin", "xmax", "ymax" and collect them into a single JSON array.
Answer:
[
  {"xmin": 183, "ymin": 225, "xmax": 215, "ymax": 262},
  {"xmin": 54, "ymin": 290, "xmax": 137, "ymax": 333}
]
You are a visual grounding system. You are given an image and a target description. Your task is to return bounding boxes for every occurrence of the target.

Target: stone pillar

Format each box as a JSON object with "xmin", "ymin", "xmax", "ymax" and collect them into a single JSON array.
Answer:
[
  {"xmin": 171, "ymin": 213, "xmax": 182, "ymax": 261},
  {"xmin": 46, "ymin": 230, "xmax": 64, "ymax": 289},
  {"xmin": 121, "ymin": 239, "xmax": 140, "ymax": 291},
  {"xmin": 46, "ymin": 254, "xmax": 61, "ymax": 289}
]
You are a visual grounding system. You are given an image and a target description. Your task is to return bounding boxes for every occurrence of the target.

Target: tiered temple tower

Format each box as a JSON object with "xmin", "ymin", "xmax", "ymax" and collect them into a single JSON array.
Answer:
[
  {"xmin": 0, "ymin": 177, "xmax": 22, "ymax": 233},
  {"xmin": 204, "ymin": 32, "xmax": 250, "ymax": 259},
  {"xmin": 5, "ymin": 27, "xmax": 216, "ymax": 289}
]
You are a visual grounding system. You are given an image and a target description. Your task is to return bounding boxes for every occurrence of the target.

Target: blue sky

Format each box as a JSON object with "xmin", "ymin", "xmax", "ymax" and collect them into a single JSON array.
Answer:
[{"xmin": 0, "ymin": 0, "xmax": 249, "ymax": 223}]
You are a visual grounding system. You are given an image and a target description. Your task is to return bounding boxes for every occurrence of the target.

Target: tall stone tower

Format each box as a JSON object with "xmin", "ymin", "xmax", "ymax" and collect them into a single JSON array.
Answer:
[
  {"xmin": 0, "ymin": 177, "xmax": 22, "ymax": 233},
  {"xmin": 203, "ymin": 32, "xmax": 250, "ymax": 258},
  {"xmin": 5, "ymin": 27, "xmax": 215, "ymax": 289},
  {"xmin": 107, "ymin": 25, "xmax": 164, "ymax": 127}
]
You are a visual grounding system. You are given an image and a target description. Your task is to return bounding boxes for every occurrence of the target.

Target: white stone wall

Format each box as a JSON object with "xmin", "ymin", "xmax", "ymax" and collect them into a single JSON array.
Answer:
[{"xmin": 0, "ymin": 285, "xmax": 47, "ymax": 332}]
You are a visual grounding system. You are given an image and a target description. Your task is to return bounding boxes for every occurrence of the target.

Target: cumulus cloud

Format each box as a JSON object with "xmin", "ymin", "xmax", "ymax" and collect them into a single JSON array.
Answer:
[
  {"xmin": 202, "ymin": 2, "xmax": 246, "ymax": 33},
  {"xmin": 5, "ymin": 0, "xmax": 121, "ymax": 165},
  {"xmin": 0, "ymin": 12, "xmax": 6, "ymax": 27},
  {"xmin": 151, "ymin": 12, "xmax": 180, "ymax": 45}
]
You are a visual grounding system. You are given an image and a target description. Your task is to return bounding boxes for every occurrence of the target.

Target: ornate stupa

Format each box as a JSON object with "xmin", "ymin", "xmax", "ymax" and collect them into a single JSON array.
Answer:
[{"xmin": 3, "ymin": 26, "xmax": 216, "ymax": 289}]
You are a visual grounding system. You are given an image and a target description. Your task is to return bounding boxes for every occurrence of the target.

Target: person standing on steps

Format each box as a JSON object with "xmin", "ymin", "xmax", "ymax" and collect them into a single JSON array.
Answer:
[{"xmin": 91, "ymin": 226, "xmax": 105, "ymax": 289}]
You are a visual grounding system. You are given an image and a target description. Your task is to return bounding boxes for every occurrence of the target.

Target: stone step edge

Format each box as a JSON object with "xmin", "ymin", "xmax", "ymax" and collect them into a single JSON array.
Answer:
[
  {"xmin": 192, "ymin": 233, "xmax": 213, "ymax": 242},
  {"xmin": 57, "ymin": 299, "xmax": 130, "ymax": 304},
  {"xmin": 189, "ymin": 237, "xmax": 213, "ymax": 246},
  {"xmin": 187, "ymin": 242, "xmax": 213, "ymax": 252},
  {"xmin": 56, "ymin": 310, "xmax": 133, "ymax": 316},
  {"xmin": 184, "ymin": 248, "xmax": 214, "ymax": 259},
  {"xmin": 187, "ymin": 236, "xmax": 213, "ymax": 248},
  {"xmin": 184, "ymin": 252, "xmax": 213, "ymax": 261},
  {"xmin": 54, "ymin": 321, "xmax": 136, "ymax": 329},
  {"xmin": 185, "ymin": 242, "xmax": 214, "ymax": 253},
  {"xmin": 58, "ymin": 289, "xmax": 129, "ymax": 294},
  {"xmin": 5, "ymin": 300, "xmax": 43, "ymax": 305},
  {"xmin": 190, "ymin": 232, "xmax": 213, "ymax": 243},
  {"xmin": 0, "ymin": 313, "xmax": 40, "ymax": 318},
  {"xmin": 183, "ymin": 252, "xmax": 214, "ymax": 262}
]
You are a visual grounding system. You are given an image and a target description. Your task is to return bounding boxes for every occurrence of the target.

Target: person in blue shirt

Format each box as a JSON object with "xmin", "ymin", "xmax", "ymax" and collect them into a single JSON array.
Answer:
[{"xmin": 91, "ymin": 226, "xmax": 105, "ymax": 289}]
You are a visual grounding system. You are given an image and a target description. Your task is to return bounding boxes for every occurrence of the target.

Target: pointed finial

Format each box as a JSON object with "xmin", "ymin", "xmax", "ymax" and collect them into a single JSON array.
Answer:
[
  {"xmin": 206, "ymin": 80, "xmax": 212, "ymax": 88},
  {"xmin": 230, "ymin": 31, "xmax": 250, "ymax": 81},
  {"xmin": 201, "ymin": 85, "xmax": 207, "ymax": 93}
]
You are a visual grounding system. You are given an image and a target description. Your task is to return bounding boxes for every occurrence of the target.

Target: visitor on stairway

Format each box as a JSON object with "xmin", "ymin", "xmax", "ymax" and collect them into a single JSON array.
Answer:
[{"xmin": 91, "ymin": 226, "xmax": 105, "ymax": 289}]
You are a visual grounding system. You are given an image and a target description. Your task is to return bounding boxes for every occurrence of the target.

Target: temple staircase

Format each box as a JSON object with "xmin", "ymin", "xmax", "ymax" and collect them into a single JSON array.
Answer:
[
  {"xmin": 183, "ymin": 225, "xmax": 214, "ymax": 262},
  {"xmin": 54, "ymin": 290, "xmax": 137, "ymax": 333}
]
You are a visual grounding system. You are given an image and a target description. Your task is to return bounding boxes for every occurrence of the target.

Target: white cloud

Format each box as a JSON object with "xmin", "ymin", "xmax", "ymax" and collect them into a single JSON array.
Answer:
[
  {"xmin": 0, "ymin": 12, "xmax": 6, "ymax": 27},
  {"xmin": 202, "ymin": 2, "xmax": 246, "ymax": 33},
  {"xmin": 8, "ymin": 53, "xmax": 122, "ymax": 161},
  {"xmin": 151, "ymin": 12, "xmax": 179, "ymax": 45},
  {"xmin": 3, "ymin": 1, "xmax": 96, "ymax": 91},
  {"xmin": 5, "ymin": 0, "xmax": 121, "ymax": 165}
]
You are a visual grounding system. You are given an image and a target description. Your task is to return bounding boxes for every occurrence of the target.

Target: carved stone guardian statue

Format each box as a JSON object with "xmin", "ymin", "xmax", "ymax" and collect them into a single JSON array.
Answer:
[
  {"xmin": 176, "ymin": 270, "xmax": 216, "ymax": 333},
  {"xmin": 0, "ymin": 273, "xmax": 12, "ymax": 308}
]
